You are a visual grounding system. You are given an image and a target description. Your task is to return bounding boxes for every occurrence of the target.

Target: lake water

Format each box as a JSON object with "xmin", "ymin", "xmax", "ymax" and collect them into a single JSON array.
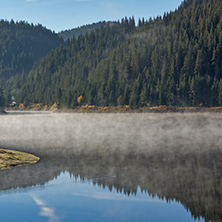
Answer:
[{"xmin": 0, "ymin": 112, "xmax": 222, "ymax": 222}]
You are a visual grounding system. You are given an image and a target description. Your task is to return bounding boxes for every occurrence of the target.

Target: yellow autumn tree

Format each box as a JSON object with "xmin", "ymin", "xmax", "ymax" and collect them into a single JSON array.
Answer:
[{"xmin": 77, "ymin": 95, "xmax": 84, "ymax": 105}]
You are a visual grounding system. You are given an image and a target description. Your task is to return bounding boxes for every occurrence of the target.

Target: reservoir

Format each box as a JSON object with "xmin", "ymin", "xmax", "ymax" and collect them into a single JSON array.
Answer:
[{"xmin": 0, "ymin": 112, "xmax": 221, "ymax": 221}]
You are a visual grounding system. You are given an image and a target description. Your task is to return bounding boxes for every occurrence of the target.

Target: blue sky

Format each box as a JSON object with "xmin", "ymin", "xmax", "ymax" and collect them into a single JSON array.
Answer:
[{"xmin": 0, "ymin": 0, "xmax": 183, "ymax": 32}]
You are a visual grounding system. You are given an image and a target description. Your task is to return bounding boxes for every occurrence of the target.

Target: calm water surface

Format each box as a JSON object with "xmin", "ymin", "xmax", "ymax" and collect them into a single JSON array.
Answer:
[
  {"xmin": 0, "ymin": 171, "xmax": 204, "ymax": 222},
  {"xmin": 0, "ymin": 112, "xmax": 221, "ymax": 221}
]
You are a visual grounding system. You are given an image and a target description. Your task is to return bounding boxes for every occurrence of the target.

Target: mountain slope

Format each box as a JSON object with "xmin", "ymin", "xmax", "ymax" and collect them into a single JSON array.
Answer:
[
  {"xmin": 16, "ymin": 0, "xmax": 222, "ymax": 107},
  {"xmin": 58, "ymin": 21, "xmax": 112, "ymax": 42},
  {"xmin": 0, "ymin": 20, "xmax": 63, "ymax": 83}
]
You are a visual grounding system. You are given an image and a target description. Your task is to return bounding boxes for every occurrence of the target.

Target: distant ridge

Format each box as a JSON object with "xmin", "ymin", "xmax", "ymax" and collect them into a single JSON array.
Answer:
[
  {"xmin": 58, "ymin": 21, "xmax": 114, "ymax": 41},
  {"xmin": 0, "ymin": 20, "xmax": 63, "ymax": 81}
]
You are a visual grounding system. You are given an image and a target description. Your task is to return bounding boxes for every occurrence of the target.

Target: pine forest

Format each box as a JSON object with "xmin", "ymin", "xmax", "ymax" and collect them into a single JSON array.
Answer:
[{"xmin": 1, "ymin": 0, "xmax": 222, "ymax": 109}]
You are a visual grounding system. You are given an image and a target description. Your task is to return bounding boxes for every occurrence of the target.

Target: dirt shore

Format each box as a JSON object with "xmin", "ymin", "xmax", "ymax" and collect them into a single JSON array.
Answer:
[
  {"xmin": 0, "ymin": 149, "xmax": 40, "ymax": 170},
  {"xmin": 5, "ymin": 103, "xmax": 222, "ymax": 113}
]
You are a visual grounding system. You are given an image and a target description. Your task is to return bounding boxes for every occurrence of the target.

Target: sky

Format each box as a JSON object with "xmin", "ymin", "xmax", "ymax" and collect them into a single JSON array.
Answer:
[{"xmin": 0, "ymin": 0, "xmax": 183, "ymax": 33}]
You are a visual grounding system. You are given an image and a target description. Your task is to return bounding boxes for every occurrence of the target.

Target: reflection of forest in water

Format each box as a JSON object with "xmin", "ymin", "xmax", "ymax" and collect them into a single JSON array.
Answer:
[
  {"xmin": 0, "ymin": 113, "xmax": 222, "ymax": 221},
  {"xmin": 1, "ymin": 147, "xmax": 222, "ymax": 221}
]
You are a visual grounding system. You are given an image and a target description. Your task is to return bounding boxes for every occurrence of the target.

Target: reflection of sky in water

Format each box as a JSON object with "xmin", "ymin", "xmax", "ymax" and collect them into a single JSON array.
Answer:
[{"xmin": 0, "ymin": 172, "xmax": 204, "ymax": 222}]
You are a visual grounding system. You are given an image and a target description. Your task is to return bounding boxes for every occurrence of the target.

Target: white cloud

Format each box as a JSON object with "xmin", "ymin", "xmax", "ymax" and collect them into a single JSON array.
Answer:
[
  {"xmin": 31, "ymin": 195, "xmax": 60, "ymax": 222},
  {"xmin": 32, "ymin": 196, "xmax": 45, "ymax": 206},
  {"xmin": 40, "ymin": 207, "xmax": 56, "ymax": 219}
]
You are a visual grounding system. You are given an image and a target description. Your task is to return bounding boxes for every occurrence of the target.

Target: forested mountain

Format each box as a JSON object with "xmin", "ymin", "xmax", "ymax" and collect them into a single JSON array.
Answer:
[
  {"xmin": 15, "ymin": 0, "xmax": 222, "ymax": 108},
  {"xmin": 0, "ymin": 20, "xmax": 63, "ymax": 84},
  {"xmin": 58, "ymin": 21, "xmax": 111, "ymax": 42}
]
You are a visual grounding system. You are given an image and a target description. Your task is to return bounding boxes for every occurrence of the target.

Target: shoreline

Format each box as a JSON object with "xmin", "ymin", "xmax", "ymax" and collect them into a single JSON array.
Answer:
[{"xmin": 5, "ymin": 104, "xmax": 222, "ymax": 113}]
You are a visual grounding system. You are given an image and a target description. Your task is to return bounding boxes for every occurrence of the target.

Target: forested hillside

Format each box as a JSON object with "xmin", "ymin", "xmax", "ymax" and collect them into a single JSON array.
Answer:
[
  {"xmin": 15, "ymin": 0, "xmax": 222, "ymax": 108},
  {"xmin": 58, "ymin": 21, "xmax": 111, "ymax": 42},
  {"xmin": 0, "ymin": 20, "xmax": 63, "ymax": 84}
]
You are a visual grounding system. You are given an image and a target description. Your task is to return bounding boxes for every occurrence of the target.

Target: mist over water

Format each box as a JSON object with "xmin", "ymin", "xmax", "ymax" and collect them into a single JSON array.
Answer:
[
  {"xmin": 0, "ymin": 112, "xmax": 222, "ymax": 221},
  {"xmin": 1, "ymin": 112, "xmax": 221, "ymax": 155}
]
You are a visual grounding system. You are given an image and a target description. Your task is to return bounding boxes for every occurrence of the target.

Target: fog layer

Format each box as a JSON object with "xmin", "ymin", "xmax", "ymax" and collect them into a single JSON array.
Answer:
[{"xmin": 0, "ymin": 112, "xmax": 222, "ymax": 156}]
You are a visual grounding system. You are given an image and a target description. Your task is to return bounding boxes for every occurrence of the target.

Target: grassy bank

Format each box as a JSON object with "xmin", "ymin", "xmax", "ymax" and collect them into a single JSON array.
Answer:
[{"xmin": 0, "ymin": 149, "xmax": 40, "ymax": 170}]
